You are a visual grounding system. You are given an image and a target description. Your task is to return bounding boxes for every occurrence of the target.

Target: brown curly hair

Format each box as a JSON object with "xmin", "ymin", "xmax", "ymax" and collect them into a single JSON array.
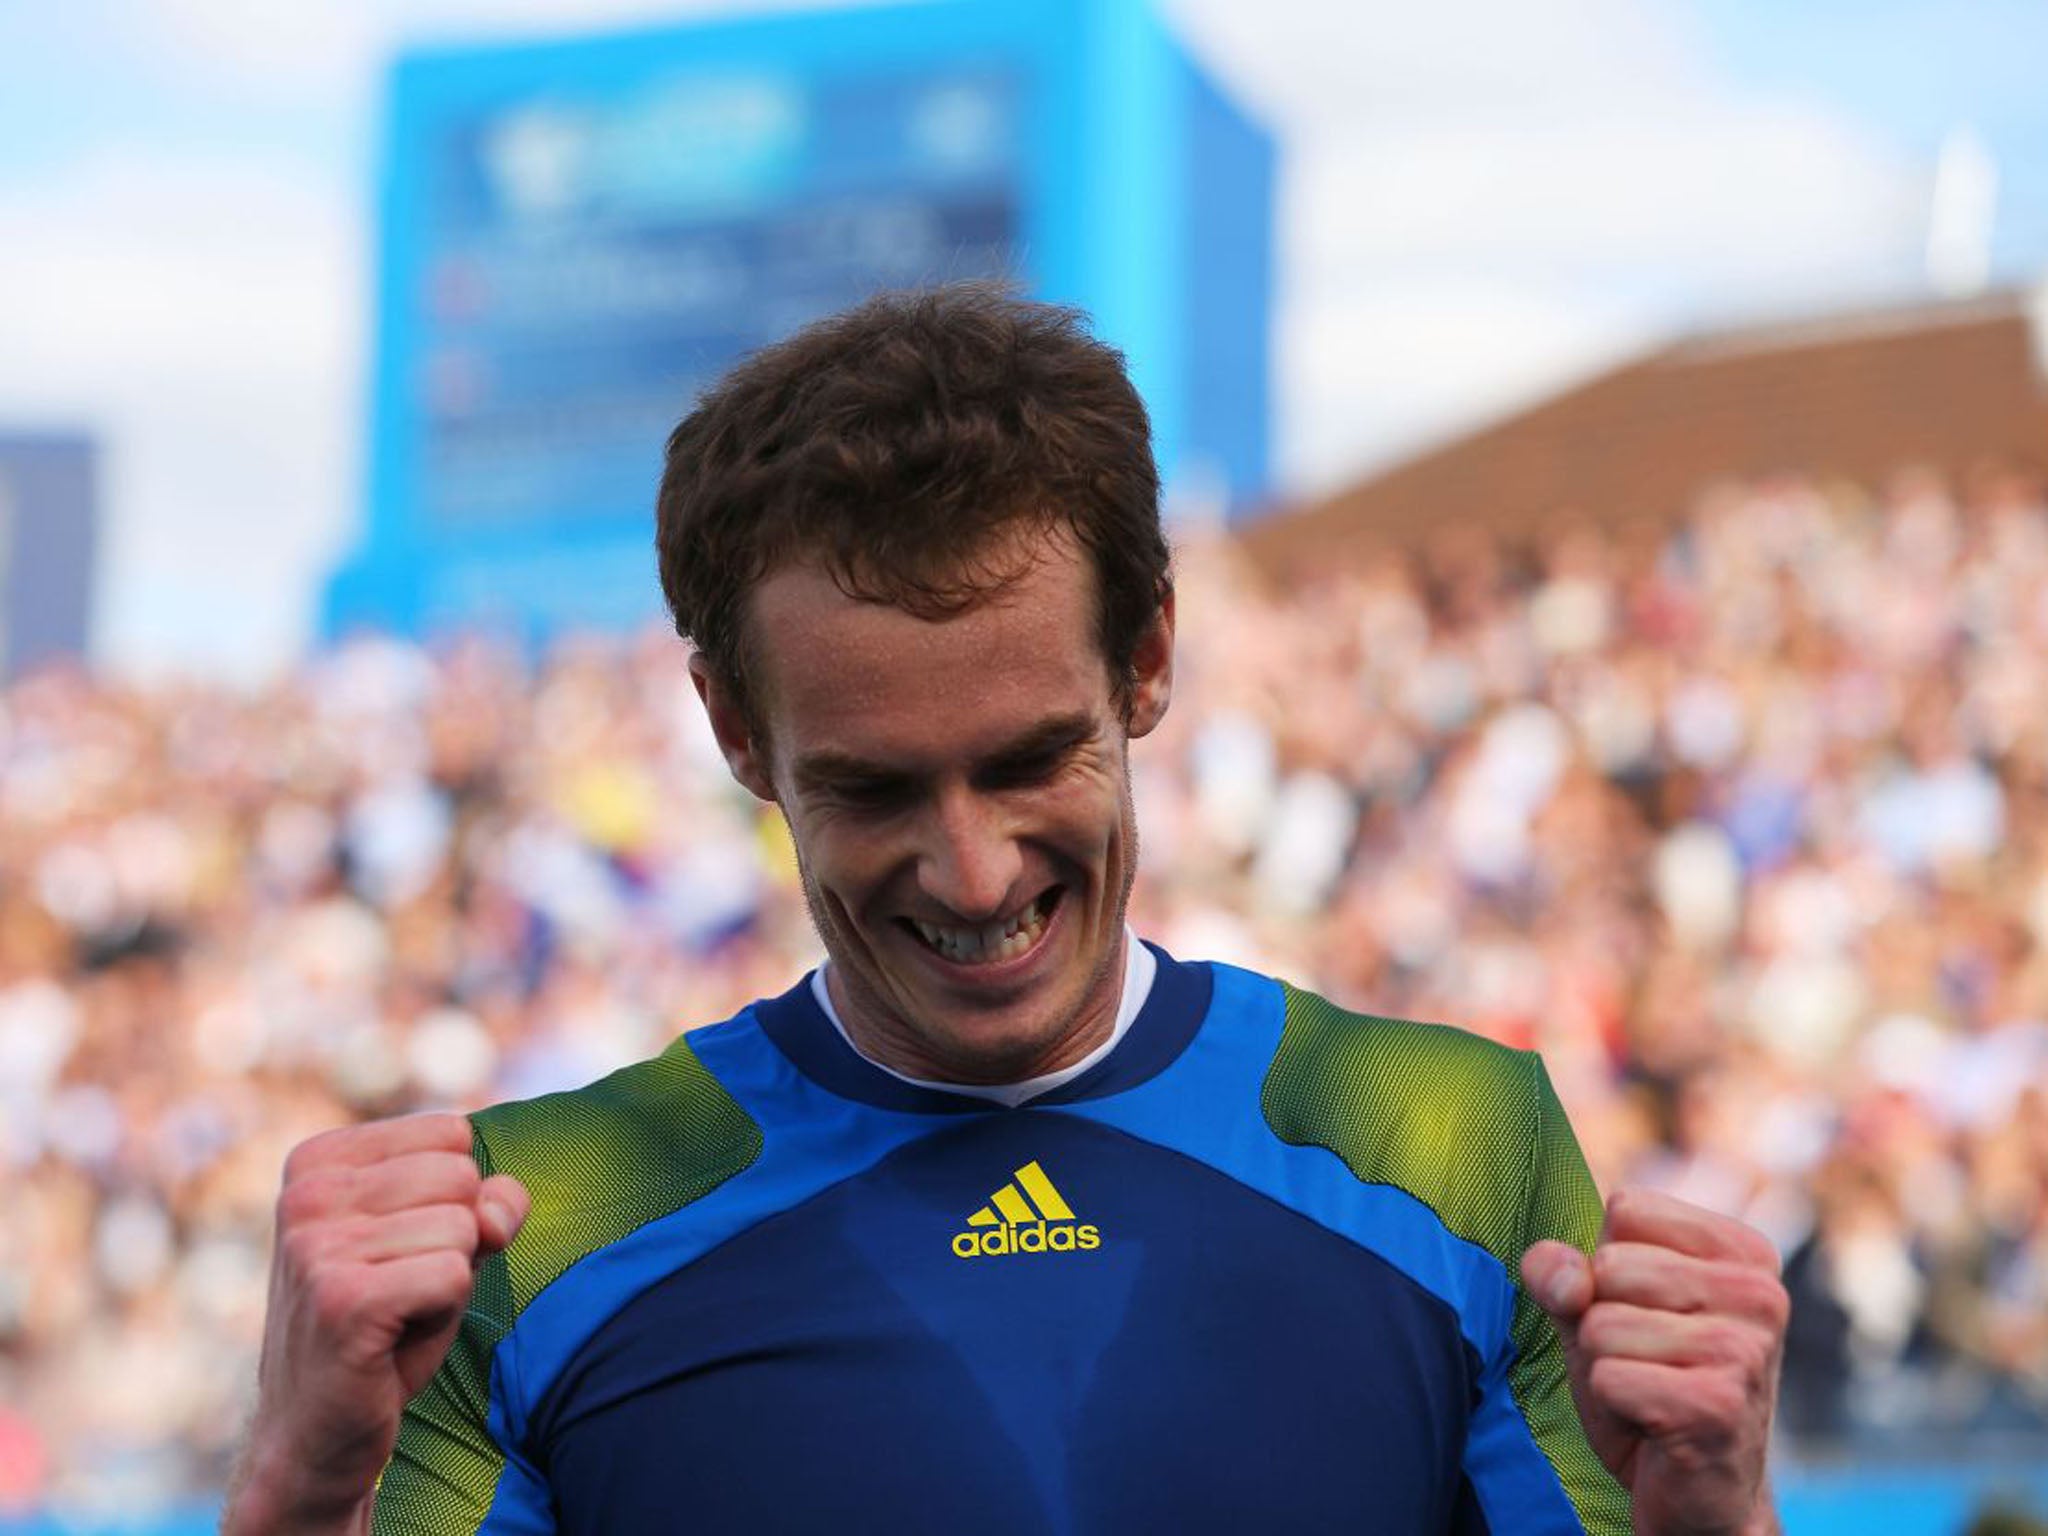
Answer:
[{"xmin": 655, "ymin": 283, "xmax": 1171, "ymax": 735}]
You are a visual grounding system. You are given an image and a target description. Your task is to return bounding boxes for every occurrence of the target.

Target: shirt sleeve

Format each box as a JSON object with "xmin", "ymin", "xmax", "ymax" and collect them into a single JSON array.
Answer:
[
  {"xmin": 1458, "ymin": 1054, "xmax": 1633, "ymax": 1534},
  {"xmin": 370, "ymin": 1215, "xmax": 554, "ymax": 1534}
]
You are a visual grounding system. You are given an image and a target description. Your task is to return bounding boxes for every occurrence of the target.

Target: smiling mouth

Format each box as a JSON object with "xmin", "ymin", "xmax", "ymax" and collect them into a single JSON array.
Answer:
[{"xmin": 902, "ymin": 888, "xmax": 1062, "ymax": 967}]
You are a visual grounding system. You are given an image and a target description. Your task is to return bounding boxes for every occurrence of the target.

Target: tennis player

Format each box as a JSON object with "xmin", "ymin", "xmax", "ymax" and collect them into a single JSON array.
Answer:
[{"xmin": 226, "ymin": 286, "xmax": 1784, "ymax": 1535}]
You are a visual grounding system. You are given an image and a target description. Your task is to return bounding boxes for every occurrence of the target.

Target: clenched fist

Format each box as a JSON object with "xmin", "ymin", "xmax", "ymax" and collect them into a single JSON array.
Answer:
[
  {"xmin": 1523, "ymin": 1188, "xmax": 1788, "ymax": 1536},
  {"xmin": 223, "ymin": 1114, "xmax": 530, "ymax": 1536}
]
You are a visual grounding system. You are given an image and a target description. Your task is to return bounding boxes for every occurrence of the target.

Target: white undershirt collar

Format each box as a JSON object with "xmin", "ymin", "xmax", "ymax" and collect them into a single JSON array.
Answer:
[{"xmin": 811, "ymin": 929, "xmax": 1157, "ymax": 1108}]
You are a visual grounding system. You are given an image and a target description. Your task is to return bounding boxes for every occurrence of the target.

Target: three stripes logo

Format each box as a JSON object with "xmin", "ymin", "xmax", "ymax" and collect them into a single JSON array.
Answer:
[{"xmin": 950, "ymin": 1160, "xmax": 1101, "ymax": 1260}]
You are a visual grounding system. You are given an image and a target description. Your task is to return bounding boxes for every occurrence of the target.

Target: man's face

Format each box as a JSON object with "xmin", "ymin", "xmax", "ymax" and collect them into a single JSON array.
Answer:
[{"xmin": 693, "ymin": 533, "xmax": 1172, "ymax": 1084}]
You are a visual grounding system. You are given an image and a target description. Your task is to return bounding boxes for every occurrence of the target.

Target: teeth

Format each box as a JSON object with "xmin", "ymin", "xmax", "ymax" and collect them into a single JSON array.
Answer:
[{"xmin": 912, "ymin": 894, "xmax": 1051, "ymax": 965}]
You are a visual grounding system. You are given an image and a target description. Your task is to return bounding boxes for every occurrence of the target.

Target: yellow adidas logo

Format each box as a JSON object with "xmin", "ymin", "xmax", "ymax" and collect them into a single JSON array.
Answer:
[{"xmin": 950, "ymin": 1160, "xmax": 1102, "ymax": 1259}]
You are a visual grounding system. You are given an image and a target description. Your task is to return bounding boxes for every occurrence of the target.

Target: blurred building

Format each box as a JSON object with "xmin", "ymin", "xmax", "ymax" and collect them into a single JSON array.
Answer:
[
  {"xmin": 0, "ymin": 433, "xmax": 98, "ymax": 679},
  {"xmin": 1248, "ymin": 286, "xmax": 2048, "ymax": 579},
  {"xmin": 326, "ymin": 0, "xmax": 1272, "ymax": 645}
]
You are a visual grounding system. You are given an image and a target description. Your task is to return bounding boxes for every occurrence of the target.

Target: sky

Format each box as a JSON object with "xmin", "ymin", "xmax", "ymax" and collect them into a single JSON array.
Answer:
[{"xmin": 1, "ymin": 0, "xmax": 2044, "ymax": 681}]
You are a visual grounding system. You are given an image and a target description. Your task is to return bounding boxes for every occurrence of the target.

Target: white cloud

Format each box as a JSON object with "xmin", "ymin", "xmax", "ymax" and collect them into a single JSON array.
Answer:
[
  {"xmin": 1176, "ymin": 0, "xmax": 1929, "ymax": 495},
  {"xmin": 1278, "ymin": 280, "xmax": 1653, "ymax": 496},
  {"xmin": 0, "ymin": 153, "xmax": 354, "ymax": 390},
  {"xmin": 0, "ymin": 150, "xmax": 362, "ymax": 681},
  {"xmin": 124, "ymin": 0, "xmax": 901, "ymax": 107},
  {"xmin": 1292, "ymin": 107, "xmax": 1922, "ymax": 289},
  {"xmin": 126, "ymin": 0, "xmax": 384, "ymax": 97},
  {"xmin": 1168, "ymin": 0, "xmax": 1708, "ymax": 130}
]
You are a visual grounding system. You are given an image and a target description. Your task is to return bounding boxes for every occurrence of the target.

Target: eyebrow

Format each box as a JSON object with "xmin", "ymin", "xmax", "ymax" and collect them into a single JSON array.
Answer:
[{"xmin": 792, "ymin": 712, "xmax": 1098, "ymax": 794}]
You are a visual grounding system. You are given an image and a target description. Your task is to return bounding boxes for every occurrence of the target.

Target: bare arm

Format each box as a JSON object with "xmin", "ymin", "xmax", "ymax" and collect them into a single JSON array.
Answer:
[
  {"xmin": 1523, "ymin": 1189, "xmax": 1788, "ymax": 1536},
  {"xmin": 221, "ymin": 1113, "xmax": 529, "ymax": 1536}
]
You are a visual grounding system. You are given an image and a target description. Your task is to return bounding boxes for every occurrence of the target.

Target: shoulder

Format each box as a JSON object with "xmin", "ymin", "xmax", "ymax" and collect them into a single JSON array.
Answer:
[
  {"xmin": 1259, "ymin": 981, "xmax": 1567, "ymax": 1258},
  {"xmin": 470, "ymin": 1029, "xmax": 762, "ymax": 1186},
  {"xmin": 1261, "ymin": 979, "xmax": 1545, "ymax": 1143},
  {"xmin": 470, "ymin": 1029, "xmax": 765, "ymax": 1211},
  {"xmin": 467, "ymin": 1029, "xmax": 766, "ymax": 1317}
]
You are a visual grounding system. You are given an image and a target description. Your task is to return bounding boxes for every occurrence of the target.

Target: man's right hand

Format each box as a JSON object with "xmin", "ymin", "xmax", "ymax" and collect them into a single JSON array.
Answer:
[{"xmin": 223, "ymin": 1113, "xmax": 530, "ymax": 1536}]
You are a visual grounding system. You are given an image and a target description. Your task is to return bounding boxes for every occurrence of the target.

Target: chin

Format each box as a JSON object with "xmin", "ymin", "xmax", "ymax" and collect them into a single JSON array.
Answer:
[{"xmin": 906, "ymin": 995, "xmax": 1071, "ymax": 1078}]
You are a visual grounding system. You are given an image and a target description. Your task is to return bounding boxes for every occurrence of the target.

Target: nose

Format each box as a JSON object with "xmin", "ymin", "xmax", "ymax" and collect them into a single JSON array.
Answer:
[{"xmin": 916, "ymin": 784, "xmax": 1024, "ymax": 922}]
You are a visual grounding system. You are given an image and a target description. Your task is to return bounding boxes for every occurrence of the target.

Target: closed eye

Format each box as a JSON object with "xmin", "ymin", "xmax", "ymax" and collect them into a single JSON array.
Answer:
[
  {"xmin": 824, "ymin": 775, "xmax": 917, "ymax": 812},
  {"xmin": 977, "ymin": 748, "xmax": 1071, "ymax": 791}
]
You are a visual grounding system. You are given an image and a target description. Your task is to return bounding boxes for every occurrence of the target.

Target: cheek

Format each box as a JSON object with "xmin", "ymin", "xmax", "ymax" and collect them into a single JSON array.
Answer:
[
  {"xmin": 797, "ymin": 819, "xmax": 906, "ymax": 910},
  {"xmin": 1038, "ymin": 772, "xmax": 1129, "ymax": 864}
]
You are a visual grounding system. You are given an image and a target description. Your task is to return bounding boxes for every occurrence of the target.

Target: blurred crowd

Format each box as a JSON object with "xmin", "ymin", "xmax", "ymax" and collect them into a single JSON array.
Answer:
[{"xmin": 3, "ymin": 467, "xmax": 2047, "ymax": 1517}]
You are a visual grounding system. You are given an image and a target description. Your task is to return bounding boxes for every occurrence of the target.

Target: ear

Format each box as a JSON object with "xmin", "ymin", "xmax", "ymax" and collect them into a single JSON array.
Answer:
[
  {"xmin": 688, "ymin": 653, "xmax": 777, "ymax": 802},
  {"xmin": 1123, "ymin": 586, "xmax": 1175, "ymax": 740}
]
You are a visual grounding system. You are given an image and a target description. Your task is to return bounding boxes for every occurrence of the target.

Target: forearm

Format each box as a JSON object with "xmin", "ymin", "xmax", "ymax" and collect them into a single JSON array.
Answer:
[
  {"xmin": 221, "ymin": 1437, "xmax": 378, "ymax": 1536},
  {"xmin": 1630, "ymin": 1478, "xmax": 1780, "ymax": 1536},
  {"xmin": 1736, "ymin": 1478, "xmax": 1782, "ymax": 1536},
  {"xmin": 220, "ymin": 1492, "xmax": 373, "ymax": 1536}
]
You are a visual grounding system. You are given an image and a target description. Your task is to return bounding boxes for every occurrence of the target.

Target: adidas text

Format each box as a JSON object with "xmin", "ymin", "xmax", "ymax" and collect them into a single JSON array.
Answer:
[{"xmin": 951, "ymin": 1223, "xmax": 1102, "ymax": 1259}]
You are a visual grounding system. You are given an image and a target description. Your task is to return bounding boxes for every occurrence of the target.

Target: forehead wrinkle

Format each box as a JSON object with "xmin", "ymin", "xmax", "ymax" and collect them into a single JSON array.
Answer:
[
  {"xmin": 748, "ymin": 548, "xmax": 1102, "ymax": 771},
  {"xmin": 743, "ymin": 523, "xmax": 1095, "ymax": 691},
  {"xmin": 791, "ymin": 709, "xmax": 1098, "ymax": 794}
]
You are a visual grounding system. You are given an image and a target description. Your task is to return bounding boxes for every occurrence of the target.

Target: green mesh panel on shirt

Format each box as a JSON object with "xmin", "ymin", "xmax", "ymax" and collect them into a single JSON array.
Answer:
[
  {"xmin": 1260, "ymin": 984, "xmax": 1632, "ymax": 1535},
  {"xmin": 371, "ymin": 1035, "xmax": 764, "ymax": 1536}
]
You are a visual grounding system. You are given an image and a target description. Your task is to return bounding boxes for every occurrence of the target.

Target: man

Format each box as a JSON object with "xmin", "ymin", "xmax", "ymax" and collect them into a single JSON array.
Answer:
[{"xmin": 225, "ymin": 286, "xmax": 1786, "ymax": 1534}]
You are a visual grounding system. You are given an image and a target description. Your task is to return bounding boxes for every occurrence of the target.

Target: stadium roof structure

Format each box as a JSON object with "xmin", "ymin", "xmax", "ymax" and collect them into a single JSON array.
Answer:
[{"xmin": 1244, "ymin": 286, "xmax": 2048, "ymax": 582}]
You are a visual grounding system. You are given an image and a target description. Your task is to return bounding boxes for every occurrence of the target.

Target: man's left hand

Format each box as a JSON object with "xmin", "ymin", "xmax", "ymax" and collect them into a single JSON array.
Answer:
[{"xmin": 1521, "ymin": 1188, "xmax": 1788, "ymax": 1536}]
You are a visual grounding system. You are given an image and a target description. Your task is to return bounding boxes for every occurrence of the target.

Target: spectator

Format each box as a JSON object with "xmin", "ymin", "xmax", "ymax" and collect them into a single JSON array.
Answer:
[{"xmin": 2, "ymin": 466, "xmax": 2046, "ymax": 1517}]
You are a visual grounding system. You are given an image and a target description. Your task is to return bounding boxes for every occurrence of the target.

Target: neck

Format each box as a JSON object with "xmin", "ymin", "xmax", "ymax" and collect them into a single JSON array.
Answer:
[{"xmin": 825, "ymin": 930, "xmax": 1130, "ymax": 1086}]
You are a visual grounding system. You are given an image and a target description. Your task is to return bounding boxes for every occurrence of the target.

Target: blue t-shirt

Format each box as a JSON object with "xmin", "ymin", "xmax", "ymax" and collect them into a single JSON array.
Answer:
[{"xmin": 374, "ymin": 947, "xmax": 1630, "ymax": 1534}]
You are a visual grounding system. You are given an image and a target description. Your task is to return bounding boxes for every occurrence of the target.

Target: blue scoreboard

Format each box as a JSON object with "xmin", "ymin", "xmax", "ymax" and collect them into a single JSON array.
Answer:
[{"xmin": 327, "ymin": 0, "xmax": 1271, "ymax": 640}]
